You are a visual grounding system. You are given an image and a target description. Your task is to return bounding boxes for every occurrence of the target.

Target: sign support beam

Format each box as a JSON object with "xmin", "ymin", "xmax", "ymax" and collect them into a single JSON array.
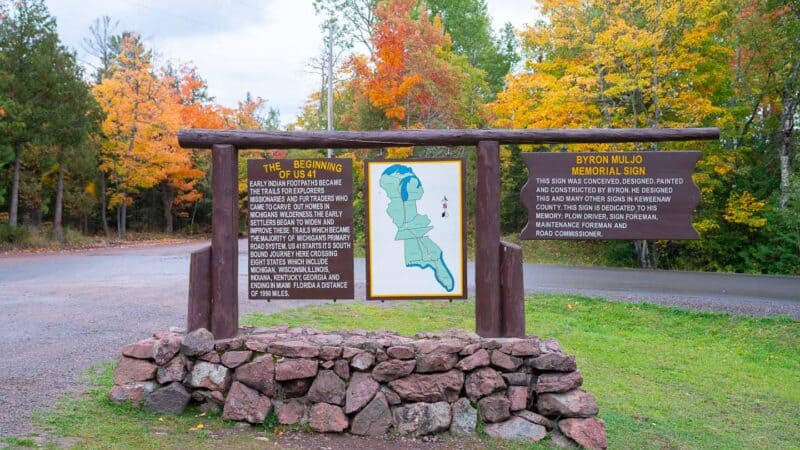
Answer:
[
  {"xmin": 475, "ymin": 140, "xmax": 502, "ymax": 337},
  {"xmin": 211, "ymin": 144, "xmax": 239, "ymax": 339}
]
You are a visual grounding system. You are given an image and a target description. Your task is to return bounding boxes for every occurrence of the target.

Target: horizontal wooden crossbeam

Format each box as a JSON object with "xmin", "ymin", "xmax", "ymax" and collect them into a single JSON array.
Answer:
[{"xmin": 178, "ymin": 128, "xmax": 720, "ymax": 150}]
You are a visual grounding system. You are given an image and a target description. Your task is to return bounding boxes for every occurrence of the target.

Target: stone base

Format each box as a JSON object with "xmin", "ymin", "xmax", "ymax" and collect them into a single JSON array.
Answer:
[{"xmin": 111, "ymin": 326, "xmax": 607, "ymax": 449}]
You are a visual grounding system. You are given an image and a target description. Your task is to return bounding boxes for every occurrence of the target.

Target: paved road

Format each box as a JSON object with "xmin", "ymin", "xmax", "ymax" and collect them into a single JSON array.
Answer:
[{"xmin": 1, "ymin": 239, "xmax": 798, "ymax": 437}]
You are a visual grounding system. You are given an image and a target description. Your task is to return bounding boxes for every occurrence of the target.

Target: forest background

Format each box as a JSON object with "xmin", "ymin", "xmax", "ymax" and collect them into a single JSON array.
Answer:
[{"xmin": 0, "ymin": 0, "xmax": 798, "ymax": 274}]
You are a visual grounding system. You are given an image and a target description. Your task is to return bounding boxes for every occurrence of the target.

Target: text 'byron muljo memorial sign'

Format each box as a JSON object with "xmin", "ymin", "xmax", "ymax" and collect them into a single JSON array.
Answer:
[
  {"xmin": 247, "ymin": 158, "xmax": 354, "ymax": 300},
  {"xmin": 520, "ymin": 151, "xmax": 701, "ymax": 240}
]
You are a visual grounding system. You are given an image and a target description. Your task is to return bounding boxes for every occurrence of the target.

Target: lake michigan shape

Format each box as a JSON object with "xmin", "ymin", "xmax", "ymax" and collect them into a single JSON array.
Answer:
[{"xmin": 378, "ymin": 164, "xmax": 455, "ymax": 292}]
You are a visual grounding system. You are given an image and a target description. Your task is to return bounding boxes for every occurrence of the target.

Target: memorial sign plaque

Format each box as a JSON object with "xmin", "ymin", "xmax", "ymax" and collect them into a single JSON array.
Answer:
[
  {"xmin": 247, "ymin": 158, "xmax": 354, "ymax": 299},
  {"xmin": 520, "ymin": 151, "xmax": 701, "ymax": 240}
]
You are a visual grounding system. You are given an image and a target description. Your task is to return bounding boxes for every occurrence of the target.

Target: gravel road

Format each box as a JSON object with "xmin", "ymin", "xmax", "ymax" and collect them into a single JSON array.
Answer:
[{"xmin": 1, "ymin": 239, "xmax": 797, "ymax": 437}]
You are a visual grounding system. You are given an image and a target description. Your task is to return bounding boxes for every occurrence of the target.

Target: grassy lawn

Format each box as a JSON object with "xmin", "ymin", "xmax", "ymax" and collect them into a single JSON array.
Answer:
[{"xmin": 20, "ymin": 294, "xmax": 799, "ymax": 449}]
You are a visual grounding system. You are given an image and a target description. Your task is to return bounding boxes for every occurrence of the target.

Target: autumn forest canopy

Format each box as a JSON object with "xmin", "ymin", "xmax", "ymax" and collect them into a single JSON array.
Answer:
[{"xmin": 0, "ymin": 0, "xmax": 798, "ymax": 274}]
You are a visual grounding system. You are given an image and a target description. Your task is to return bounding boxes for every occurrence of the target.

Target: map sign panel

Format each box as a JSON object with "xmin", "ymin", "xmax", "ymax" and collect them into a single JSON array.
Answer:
[
  {"xmin": 365, "ymin": 159, "xmax": 467, "ymax": 300},
  {"xmin": 520, "ymin": 151, "xmax": 701, "ymax": 240},
  {"xmin": 247, "ymin": 158, "xmax": 354, "ymax": 300}
]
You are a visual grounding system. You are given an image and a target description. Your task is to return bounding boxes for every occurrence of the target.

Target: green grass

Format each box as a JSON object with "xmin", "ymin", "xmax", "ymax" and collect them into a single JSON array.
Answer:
[
  {"xmin": 246, "ymin": 295, "xmax": 800, "ymax": 449},
  {"xmin": 24, "ymin": 295, "xmax": 799, "ymax": 449}
]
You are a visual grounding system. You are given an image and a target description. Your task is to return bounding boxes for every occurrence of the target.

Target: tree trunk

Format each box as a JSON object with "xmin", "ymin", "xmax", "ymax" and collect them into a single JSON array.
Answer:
[
  {"xmin": 9, "ymin": 149, "xmax": 20, "ymax": 228},
  {"xmin": 162, "ymin": 182, "xmax": 174, "ymax": 233},
  {"xmin": 117, "ymin": 191, "xmax": 127, "ymax": 239},
  {"xmin": 100, "ymin": 172, "xmax": 110, "ymax": 237},
  {"xmin": 778, "ymin": 60, "xmax": 799, "ymax": 209},
  {"xmin": 54, "ymin": 159, "xmax": 65, "ymax": 243}
]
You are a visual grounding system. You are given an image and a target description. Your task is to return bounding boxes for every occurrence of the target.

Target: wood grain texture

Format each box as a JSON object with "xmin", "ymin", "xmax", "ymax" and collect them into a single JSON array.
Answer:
[
  {"xmin": 475, "ymin": 141, "xmax": 502, "ymax": 338},
  {"xmin": 211, "ymin": 144, "xmax": 239, "ymax": 339},
  {"xmin": 187, "ymin": 245, "xmax": 212, "ymax": 332},
  {"xmin": 179, "ymin": 128, "xmax": 720, "ymax": 150},
  {"xmin": 500, "ymin": 241, "xmax": 526, "ymax": 338}
]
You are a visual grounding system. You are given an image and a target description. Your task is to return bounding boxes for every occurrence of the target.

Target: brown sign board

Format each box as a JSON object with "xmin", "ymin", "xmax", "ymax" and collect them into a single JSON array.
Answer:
[
  {"xmin": 520, "ymin": 151, "xmax": 701, "ymax": 240},
  {"xmin": 247, "ymin": 158, "xmax": 354, "ymax": 299}
]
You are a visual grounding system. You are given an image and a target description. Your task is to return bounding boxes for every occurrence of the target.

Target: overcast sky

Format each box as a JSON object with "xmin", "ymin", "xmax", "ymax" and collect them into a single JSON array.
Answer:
[{"xmin": 48, "ymin": 0, "xmax": 538, "ymax": 126}]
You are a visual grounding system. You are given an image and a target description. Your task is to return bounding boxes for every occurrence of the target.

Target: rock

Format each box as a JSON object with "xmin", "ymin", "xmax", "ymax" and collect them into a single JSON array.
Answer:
[
  {"xmin": 526, "ymin": 353, "xmax": 577, "ymax": 372},
  {"xmin": 393, "ymin": 402, "xmax": 451, "ymax": 436},
  {"xmin": 484, "ymin": 417, "xmax": 547, "ymax": 442},
  {"xmin": 414, "ymin": 339, "xmax": 464, "ymax": 354},
  {"xmin": 108, "ymin": 381, "xmax": 156, "ymax": 404},
  {"xmin": 388, "ymin": 370, "xmax": 464, "ymax": 403},
  {"xmin": 321, "ymin": 360, "xmax": 335, "ymax": 369},
  {"xmin": 307, "ymin": 370, "xmax": 346, "ymax": 405},
  {"xmin": 192, "ymin": 389, "xmax": 225, "ymax": 405},
  {"xmin": 268, "ymin": 340, "xmax": 320, "ymax": 358},
  {"xmin": 309, "ymin": 403, "xmax": 348, "ymax": 433},
  {"xmin": 459, "ymin": 343, "xmax": 481, "ymax": 356},
  {"xmin": 511, "ymin": 340, "xmax": 541, "ymax": 357},
  {"xmin": 342, "ymin": 347, "xmax": 361, "ymax": 359},
  {"xmin": 319, "ymin": 346, "xmax": 342, "ymax": 360},
  {"xmin": 153, "ymin": 335, "xmax": 181, "ymax": 365},
  {"xmin": 350, "ymin": 392, "xmax": 392, "ymax": 436},
  {"xmin": 333, "ymin": 359, "xmax": 350, "ymax": 380},
  {"xmin": 415, "ymin": 352, "xmax": 458, "ymax": 373},
  {"xmin": 275, "ymin": 358, "xmax": 318, "ymax": 381},
  {"xmin": 478, "ymin": 393, "xmax": 511, "ymax": 423},
  {"xmin": 276, "ymin": 399, "xmax": 307, "ymax": 425},
  {"xmin": 350, "ymin": 352, "xmax": 375, "ymax": 371},
  {"xmin": 113, "ymin": 357, "xmax": 157, "ymax": 385},
  {"xmin": 491, "ymin": 350, "xmax": 523, "ymax": 371},
  {"xmin": 551, "ymin": 428, "xmax": 580, "ymax": 448},
  {"xmin": 221, "ymin": 351, "xmax": 252, "ymax": 368},
  {"xmin": 375, "ymin": 349, "xmax": 388, "ymax": 362},
  {"xmin": 449, "ymin": 397, "xmax": 477, "ymax": 436},
  {"xmin": 502, "ymin": 372, "xmax": 530, "ymax": 386},
  {"xmin": 310, "ymin": 334, "xmax": 344, "ymax": 346},
  {"xmin": 121, "ymin": 338, "xmax": 156, "ymax": 359},
  {"xmin": 456, "ymin": 349, "xmax": 490, "ymax": 371},
  {"xmin": 371, "ymin": 359, "xmax": 415, "ymax": 382},
  {"xmin": 536, "ymin": 371, "xmax": 583, "ymax": 393},
  {"xmin": 380, "ymin": 386, "xmax": 401, "ymax": 405},
  {"xmin": 235, "ymin": 354, "xmax": 276, "ymax": 396},
  {"xmin": 387, "ymin": 346, "xmax": 415, "ymax": 359},
  {"xmin": 181, "ymin": 328, "xmax": 215, "ymax": 357},
  {"xmin": 143, "ymin": 382, "xmax": 191, "ymax": 415},
  {"xmin": 223, "ymin": 381, "xmax": 272, "ymax": 424},
  {"xmin": 542, "ymin": 338, "xmax": 563, "ymax": 354},
  {"xmin": 244, "ymin": 338, "xmax": 268, "ymax": 352},
  {"xmin": 215, "ymin": 336, "xmax": 245, "ymax": 351},
  {"xmin": 536, "ymin": 389, "xmax": 599, "ymax": 418},
  {"xmin": 157, "ymin": 356, "xmax": 186, "ymax": 384},
  {"xmin": 279, "ymin": 378, "xmax": 312, "ymax": 399},
  {"xmin": 515, "ymin": 410, "xmax": 554, "ymax": 430},
  {"xmin": 199, "ymin": 352, "xmax": 220, "ymax": 363},
  {"xmin": 508, "ymin": 386, "xmax": 528, "ymax": 411},
  {"xmin": 188, "ymin": 362, "xmax": 230, "ymax": 391},
  {"xmin": 464, "ymin": 367, "xmax": 506, "ymax": 401},
  {"xmin": 559, "ymin": 418, "xmax": 607, "ymax": 449},
  {"xmin": 345, "ymin": 371, "xmax": 380, "ymax": 414}
]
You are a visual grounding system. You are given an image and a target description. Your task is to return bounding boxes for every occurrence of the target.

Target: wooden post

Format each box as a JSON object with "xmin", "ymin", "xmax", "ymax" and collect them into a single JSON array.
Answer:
[
  {"xmin": 211, "ymin": 144, "xmax": 239, "ymax": 339},
  {"xmin": 187, "ymin": 245, "xmax": 211, "ymax": 332},
  {"xmin": 500, "ymin": 241, "xmax": 525, "ymax": 337},
  {"xmin": 475, "ymin": 140, "xmax": 502, "ymax": 337}
]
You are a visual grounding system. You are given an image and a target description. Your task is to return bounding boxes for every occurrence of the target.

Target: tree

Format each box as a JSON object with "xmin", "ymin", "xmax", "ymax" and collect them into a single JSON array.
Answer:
[
  {"xmin": 427, "ymin": 0, "xmax": 518, "ymax": 97},
  {"xmin": 0, "ymin": 0, "xmax": 61, "ymax": 228},
  {"xmin": 93, "ymin": 33, "xmax": 186, "ymax": 238},
  {"xmin": 82, "ymin": 15, "xmax": 119, "ymax": 236},
  {"xmin": 48, "ymin": 47, "xmax": 98, "ymax": 241},
  {"xmin": 492, "ymin": 0, "xmax": 731, "ymax": 267}
]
